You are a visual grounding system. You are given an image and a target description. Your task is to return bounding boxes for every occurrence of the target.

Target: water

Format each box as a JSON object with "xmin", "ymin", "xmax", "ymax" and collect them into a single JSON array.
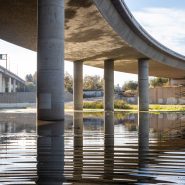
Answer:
[{"xmin": 0, "ymin": 110, "xmax": 185, "ymax": 184}]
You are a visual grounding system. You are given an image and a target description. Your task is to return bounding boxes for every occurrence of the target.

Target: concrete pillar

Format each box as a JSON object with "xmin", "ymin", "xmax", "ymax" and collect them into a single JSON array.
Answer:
[
  {"xmin": 13, "ymin": 79, "xmax": 16, "ymax": 92},
  {"xmin": 73, "ymin": 61, "xmax": 83, "ymax": 110},
  {"xmin": 8, "ymin": 77, "xmax": 11, "ymax": 93},
  {"xmin": 37, "ymin": 0, "xmax": 64, "ymax": 120},
  {"xmin": 0, "ymin": 73, "xmax": 3, "ymax": 92},
  {"xmin": 104, "ymin": 59, "xmax": 114, "ymax": 111},
  {"xmin": 2, "ymin": 77, "xmax": 5, "ymax": 93},
  {"xmin": 138, "ymin": 58, "xmax": 149, "ymax": 111}
]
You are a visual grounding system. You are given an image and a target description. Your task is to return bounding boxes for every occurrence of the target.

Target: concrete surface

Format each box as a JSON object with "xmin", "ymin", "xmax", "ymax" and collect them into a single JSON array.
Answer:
[{"xmin": 0, "ymin": 0, "xmax": 184, "ymax": 78}]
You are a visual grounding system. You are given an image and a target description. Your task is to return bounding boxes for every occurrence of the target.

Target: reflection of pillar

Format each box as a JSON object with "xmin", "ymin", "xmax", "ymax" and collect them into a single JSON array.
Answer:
[
  {"xmin": 104, "ymin": 111, "xmax": 114, "ymax": 180},
  {"xmin": 13, "ymin": 79, "xmax": 16, "ymax": 92},
  {"xmin": 8, "ymin": 77, "xmax": 11, "ymax": 92},
  {"xmin": 73, "ymin": 112, "xmax": 83, "ymax": 180},
  {"xmin": 104, "ymin": 60, "xmax": 114, "ymax": 111},
  {"xmin": 73, "ymin": 61, "xmax": 83, "ymax": 110},
  {"xmin": 138, "ymin": 112, "xmax": 149, "ymax": 169},
  {"xmin": 37, "ymin": 121, "xmax": 65, "ymax": 184},
  {"xmin": 138, "ymin": 58, "xmax": 149, "ymax": 111},
  {"xmin": 37, "ymin": 0, "xmax": 64, "ymax": 120}
]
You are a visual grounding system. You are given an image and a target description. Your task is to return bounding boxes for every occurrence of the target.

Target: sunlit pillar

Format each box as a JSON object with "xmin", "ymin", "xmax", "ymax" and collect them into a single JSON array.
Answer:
[
  {"xmin": 13, "ymin": 79, "xmax": 16, "ymax": 92},
  {"xmin": 73, "ymin": 61, "xmax": 83, "ymax": 110},
  {"xmin": 104, "ymin": 59, "xmax": 114, "ymax": 111},
  {"xmin": 0, "ymin": 73, "xmax": 3, "ymax": 92},
  {"xmin": 37, "ymin": 0, "xmax": 64, "ymax": 120},
  {"xmin": 8, "ymin": 77, "xmax": 11, "ymax": 92},
  {"xmin": 138, "ymin": 58, "xmax": 149, "ymax": 111}
]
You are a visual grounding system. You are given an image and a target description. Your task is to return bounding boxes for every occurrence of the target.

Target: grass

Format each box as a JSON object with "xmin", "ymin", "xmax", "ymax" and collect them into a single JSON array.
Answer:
[
  {"xmin": 65, "ymin": 100, "xmax": 185, "ymax": 111},
  {"xmin": 83, "ymin": 100, "xmax": 132, "ymax": 110},
  {"xmin": 149, "ymin": 104, "xmax": 185, "ymax": 111}
]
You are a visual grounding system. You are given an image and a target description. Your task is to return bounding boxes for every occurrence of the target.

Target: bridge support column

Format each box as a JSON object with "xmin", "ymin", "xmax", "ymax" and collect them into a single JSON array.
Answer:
[
  {"xmin": 2, "ymin": 77, "xmax": 5, "ymax": 92},
  {"xmin": 104, "ymin": 59, "xmax": 114, "ymax": 111},
  {"xmin": 13, "ymin": 79, "xmax": 16, "ymax": 92},
  {"xmin": 138, "ymin": 58, "xmax": 149, "ymax": 111},
  {"xmin": 37, "ymin": 0, "xmax": 64, "ymax": 120},
  {"xmin": 73, "ymin": 61, "xmax": 83, "ymax": 111},
  {"xmin": 8, "ymin": 77, "xmax": 11, "ymax": 93},
  {"xmin": 0, "ymin": 73, "xmax": 3, "ymax": 92}
]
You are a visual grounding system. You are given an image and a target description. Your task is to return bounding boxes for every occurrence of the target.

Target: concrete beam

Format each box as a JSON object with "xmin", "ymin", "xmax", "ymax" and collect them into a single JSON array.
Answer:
[
  {"xmin": 73, "ymin": 61, "xmax": 83, "ymax": 111},
  {"xmin": 138, "ymin": 58, "xmax": 149, "ymax": 111},
  {"xmin": 104, "ymin": 59, "xmax": 114, "ymax": 111},
  {"xmin": 37, "ymin": 0, "xmax": 64, "ymax": 120}
]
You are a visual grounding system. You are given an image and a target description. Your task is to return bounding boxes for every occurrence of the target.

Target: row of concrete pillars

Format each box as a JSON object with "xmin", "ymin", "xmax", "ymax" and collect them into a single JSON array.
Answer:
[
  {"xmin": 73, "ymin": 59, "xmax": 149, "ymax": 111},
  {"xmin": 37, "ymin": 0, "xmax": 149, "ymax": 120},
  {"xmin": 0, "ymin": 74, "xmax": 17, "ymax": 93}
]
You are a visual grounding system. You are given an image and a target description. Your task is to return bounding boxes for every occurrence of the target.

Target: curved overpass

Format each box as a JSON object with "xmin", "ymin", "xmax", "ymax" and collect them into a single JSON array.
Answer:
[
  {"xmin": 0, "ymin": 0, "xmax": 185, "ymax": 120},
  {"xmin": 0, "ymin": 0, "xmax": 184, "ymax": 78}
]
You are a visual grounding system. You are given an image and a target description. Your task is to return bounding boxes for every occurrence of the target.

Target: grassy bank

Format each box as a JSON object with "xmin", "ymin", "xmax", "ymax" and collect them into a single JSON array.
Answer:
[
  {"xmin": 65, "ymin": 100, "xmax": 185, "ymax": 111},
  {"xmin": 82, "ymin": 100, "xmax": 185, "ymax": 111}
]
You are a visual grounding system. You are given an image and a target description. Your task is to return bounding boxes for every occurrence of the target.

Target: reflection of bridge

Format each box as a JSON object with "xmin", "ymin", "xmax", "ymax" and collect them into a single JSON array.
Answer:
[
  {"xmin": 0, "ymin": 65, "xmax": 25, "ymax": 92},
  {"xmin": 0, "ymin": 0, "xmax": 185, "ymax": 120}
]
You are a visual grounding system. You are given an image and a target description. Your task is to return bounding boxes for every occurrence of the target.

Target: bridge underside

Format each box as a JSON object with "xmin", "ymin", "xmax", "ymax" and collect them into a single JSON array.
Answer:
[{"xmin": 0, "ymin": 0, "xmax": 184, "ymax": 78}]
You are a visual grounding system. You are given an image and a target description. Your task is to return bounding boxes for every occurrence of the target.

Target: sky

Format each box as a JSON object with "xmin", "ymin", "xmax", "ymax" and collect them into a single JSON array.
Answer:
[{"xmin": 1, "ymin": 1, "xmax": 185, "ymax": 86}]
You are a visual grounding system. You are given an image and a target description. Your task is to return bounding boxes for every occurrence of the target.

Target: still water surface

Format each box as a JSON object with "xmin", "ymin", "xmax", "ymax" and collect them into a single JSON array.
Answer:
[{"xmin": 0, "ymin": 110, "xmax": 185, "ymax": 184}]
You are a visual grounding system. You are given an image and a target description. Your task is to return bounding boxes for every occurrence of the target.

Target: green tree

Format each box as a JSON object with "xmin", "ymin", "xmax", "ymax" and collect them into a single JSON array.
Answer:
[
  {"xmin": 25, "ymin": 73, "xmax": 36, "ymax": 92},
  {"xmin": 25, "ymin": 82, "xmax": 36, "ymax": 92},
  {"xmin": 64, "ymin": 72, "xmax": 73, "ymax": 93},
  {"xmin": 25, "ymin": 74, "xmax": 33, "ymax": 83},
  {"xmin": 122, "ymin": 81, "xmax": 138, "ymax": 91},
  {"xmin": 84, "ymin": 75, "xmax": 103, "ymax": 90},
  {"xmin": 150, "ymin": 77, "xmax": 169, "ymax": 87}
]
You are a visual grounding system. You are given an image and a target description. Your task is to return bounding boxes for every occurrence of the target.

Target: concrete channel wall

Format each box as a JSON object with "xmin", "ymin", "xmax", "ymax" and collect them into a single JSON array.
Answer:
[
  {"xmin": 0, "ymin": 91, "xmax": 73, "ymax": 108},
  {"xmin": 149, "ymin": 86, "xmax": 185, "ymax": 104}
]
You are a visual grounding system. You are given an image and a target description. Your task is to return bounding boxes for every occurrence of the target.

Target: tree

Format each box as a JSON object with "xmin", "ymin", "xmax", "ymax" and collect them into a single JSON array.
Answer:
[
  {"xmin": 83, "ymin": 75, "xmax": 103, "ymax": 90},
  {"xmin": 25, "ymin": 74, "xmax": 34, "ymax": 83},
  {"xmin": 122, "ymin": 81, "xmax": 138, "ymax": 91},
  {"xmin": 25, "ymin": 82, "xmax": 36, "ymax": 92},
  {"xmin": 25, "ymin": 73, "xmax": 36, "ymax": 92},
  {"xmin": 64, "ymin": 72, "xmax": 73, "ymax": 93},
  {"xmin": 150, "ymin": 77, "xmax": 168, "ymax": 87}
]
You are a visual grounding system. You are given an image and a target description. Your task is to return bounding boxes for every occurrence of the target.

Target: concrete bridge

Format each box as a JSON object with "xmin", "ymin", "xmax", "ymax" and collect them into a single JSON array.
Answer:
[
  {"xmin": 0, "ymin": 0, "xmax": 185, "ymax": 120},
  {"xmin": 0, "ymin": 64, "xmax": 25, "ymax": 92}
]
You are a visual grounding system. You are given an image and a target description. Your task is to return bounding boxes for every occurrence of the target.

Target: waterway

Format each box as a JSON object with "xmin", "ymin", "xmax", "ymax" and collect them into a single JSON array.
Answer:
[{"xmin": 0, "ymin": 110, "xmax": 185, "ymax": 184}]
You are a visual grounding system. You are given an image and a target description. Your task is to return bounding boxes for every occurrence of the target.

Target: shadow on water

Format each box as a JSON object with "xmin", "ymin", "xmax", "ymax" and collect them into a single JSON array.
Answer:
[{"xmin": 0, "ymin": 111, "xmax": 185, "ymax": 184}]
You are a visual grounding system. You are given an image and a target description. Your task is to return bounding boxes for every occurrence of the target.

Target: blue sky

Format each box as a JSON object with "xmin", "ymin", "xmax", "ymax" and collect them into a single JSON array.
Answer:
[
  {"xmin": 125, "ymin": 0, "xmax": 185, "ymax": 10},
  {"xmin": 1, "ymin": 1, "xmax": 185, "ymax": 85}
]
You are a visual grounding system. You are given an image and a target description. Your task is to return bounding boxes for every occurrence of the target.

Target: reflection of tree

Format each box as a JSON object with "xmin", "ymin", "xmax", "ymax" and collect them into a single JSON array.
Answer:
[{"xmin": 64, "ymin": 72, "xmax": 73, "ymax": 93}]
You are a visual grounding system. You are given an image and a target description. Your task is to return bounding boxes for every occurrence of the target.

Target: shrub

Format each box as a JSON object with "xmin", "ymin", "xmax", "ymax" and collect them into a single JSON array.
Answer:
[{"xmin": 83, "ymin": 100, "xmax": 132, "ymax": 110}]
